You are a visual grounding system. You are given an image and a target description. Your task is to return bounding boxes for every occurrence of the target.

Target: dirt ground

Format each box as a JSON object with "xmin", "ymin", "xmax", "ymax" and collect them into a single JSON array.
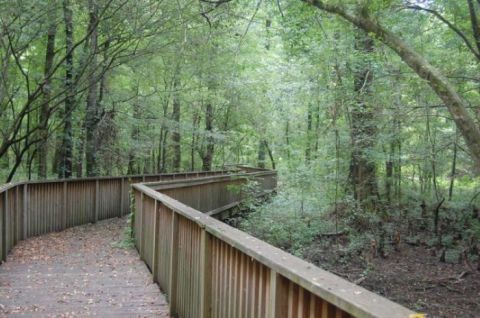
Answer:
[{"xmin": 304, "ymin": 241, "xmax": 480, "ymax": 318}]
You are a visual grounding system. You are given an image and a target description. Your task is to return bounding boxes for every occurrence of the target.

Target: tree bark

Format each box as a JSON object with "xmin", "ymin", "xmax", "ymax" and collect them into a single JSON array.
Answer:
[
  {"xmin": 202, "ymin": 103, "xmax": 214, "ymax": 171},
  {"xmin": 302, "ymin": 0, "xmax": 480, "ymax": 168},
  {"xmin": 38, "ymin": 1, "xmax": 57, "ymax": 179},
  {"xmin": 257, "ymin": 140, "xmax": 266, "ymax": 168},
  {"xmin": 171, "ymin": 74, "xmax": 181, "ymax": 171},
  {"xmin": 58, "ymin": 0, "xmax": 74, "ymax": 178},
  {"xmin": 348, "ymin": 29, "xmax": 378, "ymax": 209},
  {"xmin": 85, "ymin": 0, "xmax": 100, "ymax": 176},
  {"xmin": 305, "ymin": 102, "xmax": 313, "ymax": 162}
]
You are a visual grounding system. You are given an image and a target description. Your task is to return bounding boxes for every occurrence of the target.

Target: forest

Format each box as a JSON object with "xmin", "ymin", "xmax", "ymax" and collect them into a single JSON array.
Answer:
[{"xmin": 1, "ymin": 0, "xmax": 480, "ymax": 316}]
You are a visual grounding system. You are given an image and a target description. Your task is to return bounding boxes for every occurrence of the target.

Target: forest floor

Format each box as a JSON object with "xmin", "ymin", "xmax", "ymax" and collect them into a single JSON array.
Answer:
[
  {"xmin": 304, "ymin": 239, "xmax": 480, "ymax": 318},
  {"xmin": 227, "ymin": 203, "xmax": 480, "ymax": 318},
  {"xmin": 0, "ymin": 217, "xmax": 169, "ymax": 317}
]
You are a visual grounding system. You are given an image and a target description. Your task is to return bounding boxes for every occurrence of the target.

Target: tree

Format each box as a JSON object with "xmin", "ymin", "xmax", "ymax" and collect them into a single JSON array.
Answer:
[
  {"xmin": 58, "ymin": 0, "xmax": 74, "ymax": 178},
  {"xmin": 300, "ymin": 0, "xmax": 480, "ymax": 169},
  {"xmin": 38, "ymin": 0, "xmax": 57, "ymax": 178},
  {"xmin": 349, "ymin": 29, "xmax": 378, "ymax": 209}
]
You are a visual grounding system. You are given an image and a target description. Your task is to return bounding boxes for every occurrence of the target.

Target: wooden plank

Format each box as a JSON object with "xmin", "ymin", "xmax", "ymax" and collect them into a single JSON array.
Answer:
[
  {"xmin": 22, "ymin": 183, "xmax": 28, "ymax": 240},
  {"xmin": 138, "ymin": 192, "xmax": 144, "ymax": 256},
  {"xmin": 94, "ymin": 179, "xmax": 99, "ymax": 223},
  {"xmin": 0, "ymin": 217, "xmax": 169, "ymax": 316},
  {"xmin": 120, "ymin": 177, "xmax": 125, "ymax": 216},
  {"xmin": 168, "ymin": 211, "xmax": 179, "ymax": 316},
  {"xmin": 62, "ymin": 182, "xmax": 67, "ymax": 230},
  {"xmin": 134, "ymin": 182, "xmax": 415, "ymax": 318},
  {"xmin": 152, "ymin": 200, "xmax": 159, "ymax": 283},
  {"xmin": 199, "ymin": 229, "xmax": 212, "ymax": 318},
  {"xmin": 1, "ymin": 190, "xmax": 6, "ymax": 262}
]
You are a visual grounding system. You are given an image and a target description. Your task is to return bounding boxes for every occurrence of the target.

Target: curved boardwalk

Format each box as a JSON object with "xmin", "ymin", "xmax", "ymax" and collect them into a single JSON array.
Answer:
[{"xmin": 0, "ymin": 217, "xmax": 169, "ymax": 317}]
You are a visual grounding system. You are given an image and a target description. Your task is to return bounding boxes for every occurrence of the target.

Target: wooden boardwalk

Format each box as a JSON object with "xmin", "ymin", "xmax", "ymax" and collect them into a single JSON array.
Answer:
[{"xmin": 0, "ymin": 217, "xmax": 169, "ymax": 317}]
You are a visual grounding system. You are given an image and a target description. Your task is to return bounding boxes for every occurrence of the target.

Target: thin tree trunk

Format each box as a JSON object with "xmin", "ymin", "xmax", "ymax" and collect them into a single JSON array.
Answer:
[
  {"xmin": 171, "ymin": 74, "xmax": 181, "ymax": 171},
  {"xmin": 202, "ymin": 103, "xmax": 214, "ymax": 171},
  {"xmin": 85, "ymin": 0, "xmax": 99, "ymax": 176},
  {"xmin": 38, "ymin": 1, "xmax": 57, "ymax": 179},
  {"xmin": 191, "ymin": 109, "xmax": 199, "ymax": 171},
  {"xmin": 449, "ymin": 130, "xmax": 458, "ymax": 201},
  {"xmin": 305, "ymin": 102, "xmax": 313, "ymax": 162},
  {"xmin": 385, "ymin": 143, "xmax": 394, "ymax": 204},
  {"xmin": 265, "ymin": 140, "xmax": 276, "ymax": 169},
  {"xmin": 257, "ymin": 140, "xmax": 266, "ymax": 168},
  {"xmin": 58, "ymin": 0, "xmax": 74, "ymax": 178}
]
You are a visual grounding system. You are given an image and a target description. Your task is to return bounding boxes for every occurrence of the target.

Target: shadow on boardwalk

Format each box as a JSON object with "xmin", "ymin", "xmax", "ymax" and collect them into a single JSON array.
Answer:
[{"xmin": 0, "ymin": 217, "xmax": 169, "ymax": 317}]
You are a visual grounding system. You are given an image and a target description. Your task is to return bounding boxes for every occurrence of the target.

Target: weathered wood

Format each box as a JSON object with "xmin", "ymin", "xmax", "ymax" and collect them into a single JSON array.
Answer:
[
  {"xmin": 199, "ymin": 229, "xmax": 212, "ymax": 318},
  {"xmin": 0, "ymin": 218, "xmax": 169, "ymax": 316},
  {"xmin": 1, "ymin": 190, "xmax": 6, "ymax": 262},
  {"xmin": 120, "ymin": 177, "xmax": 125, "ymax": 216},
  {"xmin": 133, "ymin": 168, "xmax": 416, "ymax": 318},
  {"xmin": 62, "ymin": 181, "xmax": 67, "ymax": 230},
  {"xmin": 168, "ymin": 211, "xmax": 179, "ymax": 316},
  {"xmin": 152, "ymin": 200, "xmax": 159, "ymax": 283},
  {"xmin": 0, "ymin": 167, "xmax": 416, "ymax": 318},
  {"xmin": 94, "ymin": 179, "xmax": 99, "ymax": 223},
  {"xmin": 22, "ymin": 183, "xmax": 28, "ymax": 240},
  {"xmin": 138, "ymin": 192, "xmax": 144, "ymax": 257}
]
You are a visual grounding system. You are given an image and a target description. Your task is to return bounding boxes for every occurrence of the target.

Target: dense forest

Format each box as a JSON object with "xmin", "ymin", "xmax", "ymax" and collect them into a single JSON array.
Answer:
[{"xmin": 1, "ymin": 0, "xmax": 480, "ymax": 316}]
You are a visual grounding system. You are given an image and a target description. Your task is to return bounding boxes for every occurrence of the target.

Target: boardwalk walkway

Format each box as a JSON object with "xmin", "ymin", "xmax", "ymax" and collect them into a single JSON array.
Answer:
[{"xmin": 0, "ymin": 217, "xmax": 169, "ymax": 317}]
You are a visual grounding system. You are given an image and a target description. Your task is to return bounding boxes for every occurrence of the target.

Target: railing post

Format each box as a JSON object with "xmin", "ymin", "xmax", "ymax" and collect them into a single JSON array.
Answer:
[
  {"xmin": 94, "ymin": 179, "xmax": 99, "ymax": 223},
  {"xmin": 138, "ymin": 192, "xmax": 144, "ymax": 256},
  {"xmin": 267, "ymin": 270, "xmax": 287, "ymax": 318},
  {"xmin": 152, "ymin": 200, "xmax": 159, "ymax": 283},
  {"xmin": 120, "ymin": 177, "xmax": 125, "ymax": 216},
  {"xmin": 23, "ymin": 184, "xmax": 28, "ymax": 240},
  {"xmin": 14, "ymin": 186, "xmax": 19, "ymax": 244},
  {"xmin": 199, "ymin": 228, "xmax": 212, "ymax": 318},
  {"xmin": 62, "ymin": 181, "xmax": 67, "ymax": 230},
  {"xmin": 168, "ymin": 211, "xmax": 179, "ymax": 316},
  {"xmin": 2, "ymin": 190, "xmax": 7, "ymax": 262}
]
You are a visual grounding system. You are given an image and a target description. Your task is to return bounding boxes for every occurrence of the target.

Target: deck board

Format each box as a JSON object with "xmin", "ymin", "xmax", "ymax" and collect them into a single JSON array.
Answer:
[{"xmin": 0, "ymin": 217, "xmax": 169, "ymax": 317}]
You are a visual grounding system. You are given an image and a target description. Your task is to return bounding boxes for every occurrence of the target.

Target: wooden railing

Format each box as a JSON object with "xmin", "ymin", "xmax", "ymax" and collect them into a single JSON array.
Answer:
[
  {"xmin": 0, "ymin": 169, "xmax": 232, "ymax": 262},
  {"xmin": 0, "ymin": 167, "xmax": 416, "ymax": 318},
  {"xmin": 133, "ymin": 170, "xmax": 416, "ymax": 318}
]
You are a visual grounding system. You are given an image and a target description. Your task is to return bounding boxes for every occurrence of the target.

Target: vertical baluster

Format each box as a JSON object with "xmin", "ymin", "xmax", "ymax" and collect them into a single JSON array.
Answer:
[
  {"xmin": 94, "ymin": 179, "xmax": 99, "ymax": 222},
  {"xmin": 199, "ymin": 228, "xmax": 212, "ymax": 318},
  {"xmin": 1, "ymin": 189, "xmax": 7, "ymax": 261},
  {"xmin": 169, "ymin": 211, "xmax": 179, "ymax": 316}
]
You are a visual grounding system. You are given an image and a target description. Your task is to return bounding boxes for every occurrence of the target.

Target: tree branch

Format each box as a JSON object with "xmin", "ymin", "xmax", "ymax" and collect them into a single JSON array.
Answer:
[{"xmin": 406, "ymin": 4, "xmax": 480, "ymax": 61}]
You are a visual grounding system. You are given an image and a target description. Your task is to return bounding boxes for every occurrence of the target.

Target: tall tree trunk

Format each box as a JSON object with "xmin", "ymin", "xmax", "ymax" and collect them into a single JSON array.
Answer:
[
  {"xmin": 202, "ymin": 103, "xmax": 214, "ymax": 171},
  {"xmin": 349, "ymin": 30, "xmax": 378, "ymax": 209},
  {"xmin": 171, "ymin": 74, "xmax": 181, "ymax": 171},
  {"xmin": 191, "ymin": 109, "xmax": 199, "ymax": 171},
  {"xmin": 449, "ymin": 130, "xmax": 458, "ymax": 201},
  {"xmin": 257, "ymin": 140, "xmax": 266, "ymax": 168},
  {"xmin": 313, "ymin": 100, "xmax": 321, "ymax": 159},
  {"xmin": 128, "ymin": 92, "xmax": 141, "ymax": 175},
  {"xmin": 302, "ymin": 0, "xmax": 480, "ymax": 168},
  {"xmin": 58, "ymin": 0, "xmax": 74, "ymax": 179},
  {"xmin": 285, "ymin": 120, "xmax": 290, "ymax": 161},
  {"xmin": 38, "ymin": 1, "xmax": 57, "ymax": 179},
  {"xmin": 385, "ymin": 143, "xmax": 394, "ymax": 204},
  {"xmin": 305, "ymin": 102, "xmax": 313, "ymax": 162},
  {"xmin": 265, "ymin": 140, "xmax": 276, "ymax": 169},
  {"xmin": 85, "ymin": 0, "xmax": 99, "ymax": 176}
]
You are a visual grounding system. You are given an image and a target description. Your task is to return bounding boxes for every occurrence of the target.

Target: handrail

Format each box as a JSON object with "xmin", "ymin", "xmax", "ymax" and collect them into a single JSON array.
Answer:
[
  {"xmin": 132, "ymin": 170, "xmax": 416, "ymax": 318},
  {"xmin": 0, "ymin": 167, "xmax": 416, "ymax": 318},
  {"xmin": 0, "ymin": 169, "xmax": 235, "ymax": 262}
]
